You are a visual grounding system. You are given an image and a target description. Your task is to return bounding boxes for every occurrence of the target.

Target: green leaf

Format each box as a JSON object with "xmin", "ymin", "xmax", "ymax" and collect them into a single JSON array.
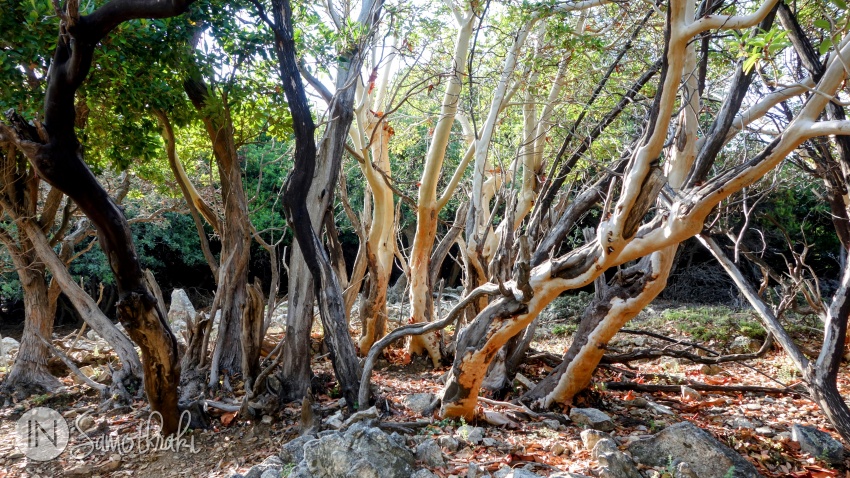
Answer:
[
  {"xmin": 820, "ymin": 38, "xmax": 833, "ymax": 55},
  {"xmin": 830, "ymin": 0, "xmax": 847, "ymax": 10},
  {"xmin": 815, "ymin": 19, "xmax": 831, "ymax": 30}
]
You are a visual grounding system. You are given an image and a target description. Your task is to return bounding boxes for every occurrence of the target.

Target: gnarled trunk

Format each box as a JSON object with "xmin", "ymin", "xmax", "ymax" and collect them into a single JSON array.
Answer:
[{"xmin": 2, "ymin": 252, "xmax": 60, "ymax": 394}]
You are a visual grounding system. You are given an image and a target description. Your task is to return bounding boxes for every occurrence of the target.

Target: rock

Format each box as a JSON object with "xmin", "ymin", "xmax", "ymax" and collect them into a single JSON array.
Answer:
[
  {"xmin": 76, "ymin": 414, "xmax": 96, "ymax": 432},
  {"xmin": 630, "ymin": 397, "xmax": 648, "ymax": 408},
  {"xmin": 438, "ymin": 435, "xmax": 460, "ymax": 451},
  {"xmin": 411, "ymin": 470, "xmax": 440, "ymax": 478},
  {"xmin": 168, "ymin": 288, "xmax": 196, "ymax": 327},
  {"xmin": 2, "ymin": 336, "xmax": 20, "ymax": 350},
  {"xmin": 700, "ymin": 364, "xmax": 723, "ymax": 375},
  {"xmin": 729, "ymin": 336, "xmax": 758, "ymax": 354},
  {"xmin": 755, "ymin": 427, "xmax": 775, "ymax": 437},
  {"xmin": 627, "ymin": 421, "xmax": 763, "ymax": 478},
  {"xmin": 680, "ymin": 386, "xmax": 701, "ymax": 402},
  {"xmin": 324, "ymin": 410, "xmax": 344, "ymax": 429},
  {"xmin": 569, "ymin": 408, "xmax": 614, "ymax": 432},
  {"xmin": 286, "ymin": 422, "xmax": 415, "ymax": 478},
  {"xmin": 675, "ymin": 462, "xmax": 698, "ymax": 478},
  {"xmin": 262, "ymin": 415, "xmax": 273, "ymax": 424},
  {"xmin": 467, "ymin": 462, "xmax": 491, "ymax": 478},
  {"xmin": 743, "ymin": 403, "xmax": 762, "ymax": 411},
  {"xmin": 415, "ymin": 439, "xmax": 445, "ymax": 467},
  {"xmin": 580, "ymin": 429, "xmax": 612, "ymax": 451},
  {"xmin": 457, "ymin": 425, "xmax": 485, "ymax": 445},
  {"xmin": 340, "ymin": 406, "xmax": 380, "ymax": 430},
  {"xmin": 245, "ymin": 456, "xmax": 283, "ymax": 478},
  {"xmin": 592, "ymin": 439, "xmax": 641, "ymax": 478},
  {"xmin": 791, "ymin": 424, "xmax": 844, "ymax": 464},
  {"xmin": 726, "ymin": 416, "xmax": 759, "ymax": 430},
  {"xmin": 261, "ymin": 470, "xmax": 282, "ymax": 478},
  {"xmin": 402, "ymin": 393, "xmax": 436, "ymax": 416},
  {"xmin": 541, "ymin": 418, "xmax": 562, "ymax": 430},
  {"xmin": 645, "ymin": 400, "xmax": 675, "ymax": 416},
  {"xmin": 280, "ymin": 434, "xmax": 317, "ymax": 464},
  {"xmin": 549, "ymin": 474, "xmax": 593, "ymax": 478},
  {"xmin": 551, "ymin": 443, "xmax": 567, "ymax": 456}
]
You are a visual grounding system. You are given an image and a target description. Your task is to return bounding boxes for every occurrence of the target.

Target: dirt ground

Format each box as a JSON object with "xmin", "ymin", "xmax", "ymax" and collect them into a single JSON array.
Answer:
[{"xmin": 1, "ymin": 299, "xmax": 848, "ymax": 477}]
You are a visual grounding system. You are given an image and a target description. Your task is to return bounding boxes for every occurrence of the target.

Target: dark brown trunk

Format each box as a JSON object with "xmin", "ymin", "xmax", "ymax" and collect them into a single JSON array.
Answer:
[
  {"xmin": 1, "ymin": 0, "xmax": 200, "ymax": 435},
  {"xmin": 269, "ymin": 0, "xmax": 381, "ymax": 408}
]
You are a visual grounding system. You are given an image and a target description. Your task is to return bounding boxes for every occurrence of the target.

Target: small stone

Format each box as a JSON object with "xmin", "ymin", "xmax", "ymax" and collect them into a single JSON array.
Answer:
[
  {"xmin": 482, "ymin": 437, "xmax": 502, "ymax": 448},
  {"xmin": 457, "ymin": 425, "xmax": 485, "ymax": 445},
  {"xmin": 569, "ymin": 408, "xmax": 614, "ymax": 432},
  {"xmin": 324, "ymin": 410, "xmax": 344, "ymax": 429},
  {"xmin": 630, "ymin": 397, "xmax": 648, "ymax": 408},
  {"xmin": 340, "ymin": 405, "xmax": 379, "ymax": 430},
  {"xmin": 8, "ymin": 452, "xmax": 23, "ymax": 460},
  {"xmin": 592, "ymin": 439, "xmax": 641, "ymax": 478},
  {"xmin": 551, "ymin": 443, "xmax": 567, "ymax": 456},
  {"xmin": 755, "ymin": 427, "xmax": 775, "ymax": 437},
  {"xmin": 261, "ymin": 415, "xmax": 273, "ymax": 424},
  {"xmin": 403, "ymin": 393, "xmax": 437, "ymax": 416},
  {"xmin": 792, "ymin": 424, "xmax": 844, "ymax": 464},
  {"xmin": 580, "ymin": 429, "xmax": 612, "ymax": 451},
  {"xmin": 411, "ymin": 470, "xmax": 440, "ymax": 478},
  {"xmin": 415, "ymin": 439, "xmax": 445, "ymax": 467},
  {"xmin": 680, "ymin": 386, "xmax": 701, "ymax": 402},
  {"xmin": 700, "ymin": 364, "xmax": 723, "ymax": 375},
  {"xmin": 743, "ymin": 403, "xmax": 762, "ymax": 411},
  {"xmin": 438, "ymin": 435, "xmax": 460, "ymax": 451},
  {"xmin": 76, "ymin": 415, "xmax": 96, "ymax": 432},
  {"xmin": 542, "ymin": 418, "xmax": 561, "ymax": 430},
  {"xmin": 645, "ymin": 401, "xmax": 675, "ymax": 416},
  {"xmin": 467, "ymin": 462, "xmax": 491, "ymax": 478},
  {"xmin": 727, "ymin": 416, "xmax": 758, "ymax": 430},
  {"xmin": 729, "ymin": 336, "xmax": 759, "ymax": 354}
]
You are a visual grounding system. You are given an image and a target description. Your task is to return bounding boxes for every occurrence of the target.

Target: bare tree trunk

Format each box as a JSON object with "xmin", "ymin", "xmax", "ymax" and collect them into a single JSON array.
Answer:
[
  {"xmin": 184, "ymin": 79, "xmax": 252, "ymax": 381},
  {"xmin": 268, "ymin": 0, "xmax": 382, "ymax": 408},
  {"xmin": 1, "ymin": 252, "xmax": 60, "ymax": 394}
]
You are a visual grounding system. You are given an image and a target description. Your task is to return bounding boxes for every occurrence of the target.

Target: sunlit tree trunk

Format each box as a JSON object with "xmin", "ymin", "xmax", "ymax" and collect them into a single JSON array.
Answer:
[{"xmin": 407, "ymin": 10, "xmax": 476, "ymax": 365}]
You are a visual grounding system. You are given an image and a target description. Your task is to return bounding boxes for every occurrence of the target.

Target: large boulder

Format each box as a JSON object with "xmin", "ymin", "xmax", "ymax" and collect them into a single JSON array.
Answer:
[
  {"xmin": 287, "ymin": 422, "xmax": 416, "ymax": 478},
  {"xmin": 792, "ymin": 424, "xmax": 844, "ymax": 464},
  {"xmin": 628, "ymin": 421, "xmax": 763, "ymax": 478},
  {"xmin": 592, "ymin": 439, "xmax": 641, "ymax": 478},
  {"xmin": 168, "ymin": 289, "xmax": 196, "ymax": 327}
]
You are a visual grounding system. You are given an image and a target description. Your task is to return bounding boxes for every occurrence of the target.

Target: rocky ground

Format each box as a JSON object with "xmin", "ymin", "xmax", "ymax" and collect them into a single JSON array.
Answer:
[{"xmin": 0, "ymin": 294, "xmax": 848, "ymax": 477}]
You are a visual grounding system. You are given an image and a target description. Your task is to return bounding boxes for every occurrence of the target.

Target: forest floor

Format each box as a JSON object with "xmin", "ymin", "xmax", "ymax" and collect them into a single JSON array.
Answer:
[{"xmin": 0, "ymin": 298, "xmax": 848, "ymax": 477}]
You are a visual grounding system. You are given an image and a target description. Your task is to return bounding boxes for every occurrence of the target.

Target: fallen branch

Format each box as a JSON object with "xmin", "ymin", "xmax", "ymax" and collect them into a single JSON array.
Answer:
[
  {"xmin": 34, "ymin": 331, "xmax": 106, "ymax": 393},
  {"xmin": 603, "ymin": 381, "xmax": 793, "ymax": 395},
  {"xmin": 602, "ymin": 333, "xmax": 774, "ymax": 365}
]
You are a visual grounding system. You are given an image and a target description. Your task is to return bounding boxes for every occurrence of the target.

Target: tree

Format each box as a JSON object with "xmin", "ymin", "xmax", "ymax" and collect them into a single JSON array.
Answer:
[{"xmin": 1, "ymin": 0, "xmax": 201, "ymax": 435}]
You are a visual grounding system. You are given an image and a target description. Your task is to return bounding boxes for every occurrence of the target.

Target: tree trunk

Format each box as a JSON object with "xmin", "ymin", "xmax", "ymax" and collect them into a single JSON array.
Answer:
[
  {"xmin": 270, "ymin": 0, "xmax": 381, "ymax": 408},
  {"xmin": 2, "ymin": 252, "xmax": 60, "ymax": 394},
  {"xmin": 408, "ymin": 14, "xmax": 476, "ymax": 365},
  {"xmin": 184, "ymin": 79, "xmax": 252, "ymax": 380},
  {"xmin": 523, "ymin": 248, "xmax": 674, "ymax": 407},
  {"xmin": 0, "ymin": 0, "xmax": 198, "ymax": 433}
]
